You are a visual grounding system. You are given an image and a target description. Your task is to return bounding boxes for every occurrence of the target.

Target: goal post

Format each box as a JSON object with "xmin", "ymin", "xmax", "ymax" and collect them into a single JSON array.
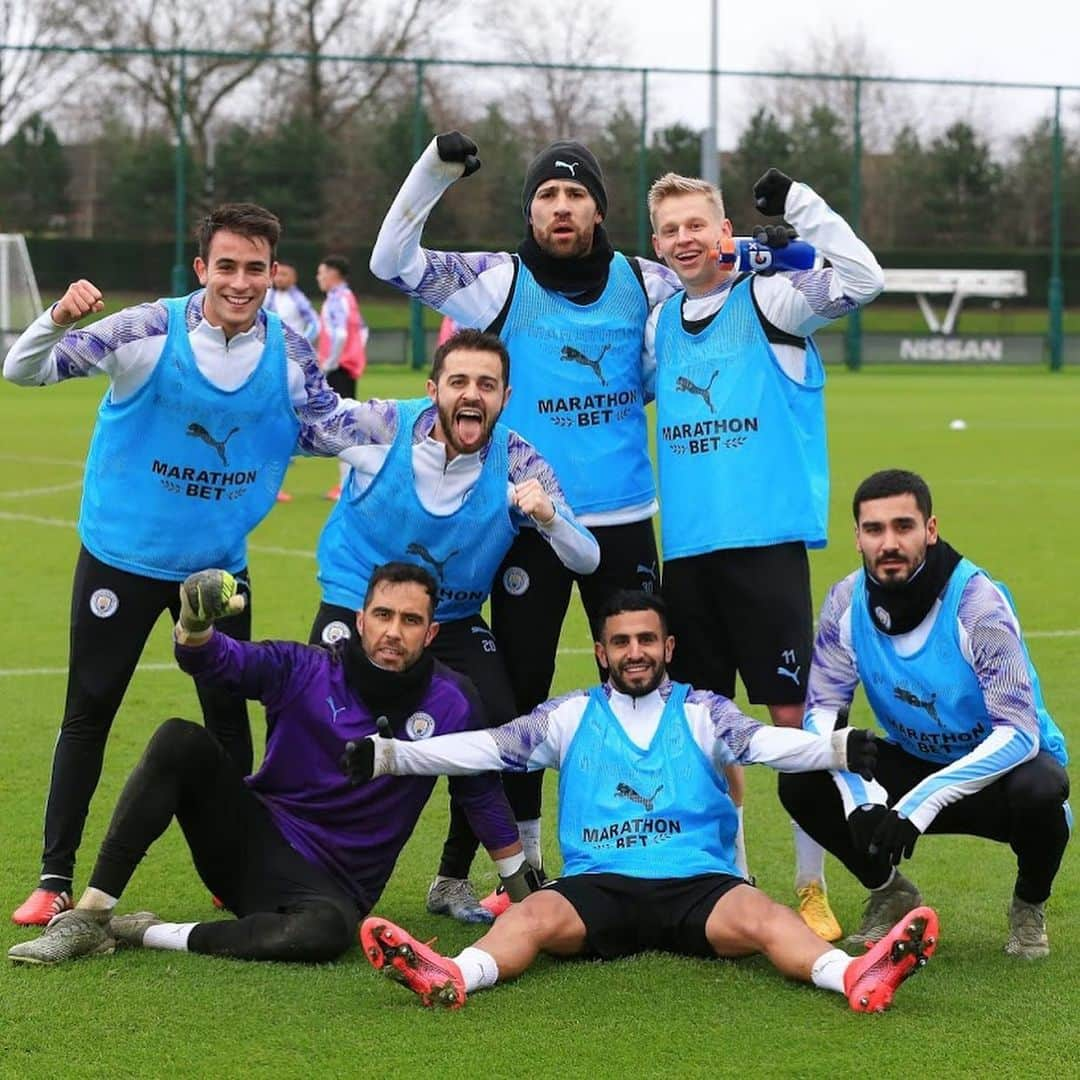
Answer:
[{"xmin": 0, "ymin": 234, "xmax": 44, "ymax": 353}]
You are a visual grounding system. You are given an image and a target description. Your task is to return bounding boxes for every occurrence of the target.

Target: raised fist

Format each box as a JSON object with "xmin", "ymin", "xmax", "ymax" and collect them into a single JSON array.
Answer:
[
  {"xmin": 435, "ymin": 131, "xmax": 481, "ymax": 178},
  {"xmin": 53, "ymin": 280, "xmax": 104, "ymax": 327},
  {"xmin": 753, "ymin": 168, "xmax": 794, "ymax": 217},
  {"xmin": 178, "ymin": 569, "xmax": 245, "ymax": 633}
]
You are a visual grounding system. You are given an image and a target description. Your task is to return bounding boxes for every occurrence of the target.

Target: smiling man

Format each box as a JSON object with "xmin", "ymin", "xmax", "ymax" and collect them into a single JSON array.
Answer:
[
  {"xmin": 8, "ymin": 563, "xmax": 525, "ymax": 967},
  {"xmin": 312, "ymin": 327, "xmax": 598, "ymax": 923},
  {"xmin": 646, "ymin": 169, "xmax": 885, "ymax": 939},
  {"xmin": 2, "ymin": 203, "xmax": 388, "ymax": 926},
  {"xmin": 778, "ymin": 469, "xmax": 1070, "ymax": 958},
  {"xmin": 370, "ymin": 132, "xmax": 681, "ymax": 918},
  {"xmin": 342, "ymin": 590, "xmax": 939, "ymax": 1015}
]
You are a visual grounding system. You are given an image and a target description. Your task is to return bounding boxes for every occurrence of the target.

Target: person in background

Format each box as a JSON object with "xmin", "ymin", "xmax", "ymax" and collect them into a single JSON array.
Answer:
[{"xmin": 317, "ymin": 254, "xmax": 369, "ymax": 500}]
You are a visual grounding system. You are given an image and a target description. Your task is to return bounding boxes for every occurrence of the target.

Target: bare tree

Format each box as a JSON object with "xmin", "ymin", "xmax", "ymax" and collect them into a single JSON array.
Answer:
[
  {"xmin": 743, "ymin": 27, "xmax": 899, "ymax": 152},
  {"xmin": 0, "ymin": 0, "xmax": 85, "ymax": 141},
  {"xmin": 469, "ymin": 0, "xmax": 630, "ymax": 144},
  {"xmin": 63, "ymin": 0, "xmax": 282, "ymax": 166},
  {"xmin": 279, "ymin": 0, "xmax": 453, "ymax": 135}
]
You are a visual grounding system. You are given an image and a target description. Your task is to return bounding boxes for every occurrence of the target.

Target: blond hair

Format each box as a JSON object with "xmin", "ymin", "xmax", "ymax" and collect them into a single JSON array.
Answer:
[{"xmin": 647, "ymin": 173, "xmax": 726, "ymax": 229}]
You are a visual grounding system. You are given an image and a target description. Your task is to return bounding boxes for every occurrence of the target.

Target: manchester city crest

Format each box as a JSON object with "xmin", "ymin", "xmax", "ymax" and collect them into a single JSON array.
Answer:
[
  {"xmin": 321, "ymin": 620, "xmax": 352, "ymax": 644},
  {"xmin": 405, "ymin": 711, "xmax": 436, "ymax": 740},
  {"xmin": 502, "ymin": 566, "xmax": 530, "ymax": 596},
  {"xmin": 89, "ymin": 589, "xmax": 120, "ymax": 619}
]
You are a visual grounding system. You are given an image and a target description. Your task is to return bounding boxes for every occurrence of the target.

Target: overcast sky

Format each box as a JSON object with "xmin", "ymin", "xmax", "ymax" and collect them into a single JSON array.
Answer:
[{"xmin": 609, "ymin": 0, "xmax": 1076, "ymax": 146}]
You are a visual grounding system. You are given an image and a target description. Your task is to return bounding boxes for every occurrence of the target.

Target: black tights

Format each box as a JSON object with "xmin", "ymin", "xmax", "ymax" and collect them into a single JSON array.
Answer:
[{"xmin": 90, "ymin": 718, "xmax": 358, "ymax": 963}]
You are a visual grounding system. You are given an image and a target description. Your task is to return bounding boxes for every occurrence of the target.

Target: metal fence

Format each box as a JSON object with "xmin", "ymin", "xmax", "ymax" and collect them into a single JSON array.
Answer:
[{"xmin": 1, "ymin": 41, "xmax": 1076, "ymax": 369}]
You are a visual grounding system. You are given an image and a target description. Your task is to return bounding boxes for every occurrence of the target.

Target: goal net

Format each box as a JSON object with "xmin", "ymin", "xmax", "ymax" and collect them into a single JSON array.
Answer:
[{"xmin": 0, "ymin": 234, "xmax": 43, "ymax": 353}]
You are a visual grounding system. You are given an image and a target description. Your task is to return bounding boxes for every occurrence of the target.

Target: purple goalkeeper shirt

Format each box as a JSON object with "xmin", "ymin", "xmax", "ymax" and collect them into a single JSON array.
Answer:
[{"xmin": 175, "ymin": 632, "xmax": 517, "ymax": 909}]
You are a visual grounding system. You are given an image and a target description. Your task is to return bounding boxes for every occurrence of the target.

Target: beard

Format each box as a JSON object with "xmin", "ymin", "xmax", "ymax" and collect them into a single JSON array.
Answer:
[
  {"xmin": 535, "ymin": 221, "xmax": 594, "ymax": 258},
  {"xmin": 436, "ymin": 397, "xmax": 495, "ymax": 455},
  {"xmin": 608, "ymin": 659, "xmax": 666, "ymax": 698},
  {"xmin": 863, "ymin": 550, "xmax": 925, "ymax": 588}
]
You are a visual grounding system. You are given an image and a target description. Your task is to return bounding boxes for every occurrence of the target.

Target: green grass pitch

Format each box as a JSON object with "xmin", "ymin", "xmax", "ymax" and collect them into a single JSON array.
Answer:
[{"xmin": 0, "ymin": 365, "xmax": 1076, "ymax": 1078}]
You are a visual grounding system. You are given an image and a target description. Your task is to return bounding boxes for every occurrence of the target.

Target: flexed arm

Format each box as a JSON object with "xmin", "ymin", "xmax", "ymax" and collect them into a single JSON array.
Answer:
[{"xmin": 369, "ymin": 132, "xmax": 515, "ymax": 328}]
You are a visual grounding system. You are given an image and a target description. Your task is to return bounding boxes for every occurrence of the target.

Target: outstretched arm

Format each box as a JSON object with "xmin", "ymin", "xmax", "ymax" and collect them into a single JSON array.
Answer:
[{"xmin": 342, "ymin": 689, "xmax": 590, "ymax": 783}]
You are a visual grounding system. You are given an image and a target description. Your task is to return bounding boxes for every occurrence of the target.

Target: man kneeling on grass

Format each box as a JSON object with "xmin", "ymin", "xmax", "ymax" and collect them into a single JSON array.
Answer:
[
  {"xmin": 342, "ymin": 591, "xmax": 939, "ymax": 1014},
  {"xmin": 9, "ymin": 563, "xmax": 531, "ymax": 966}
]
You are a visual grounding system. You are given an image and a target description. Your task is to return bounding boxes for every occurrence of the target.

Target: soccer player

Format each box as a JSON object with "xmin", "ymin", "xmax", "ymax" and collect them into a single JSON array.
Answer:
[
  {"xmin": 647, "ymin": 168, "xmax": 885, "ymax": 939},
  {"xmin": 264, "ymin": 262, "xmax": 319, "ymax": 342},
  {"xmin": 8, "ymin": 564, "xmax": 529, "ymax": 967},
  {"xmin": 312, "ymin": 328, "xmax": 599, "ymax": 923},
  {"xmin": 778, "ymin": 469, "xmax": 1070, "ymax": 958},
  {"xmin": 2, "ymin": 204, "xmax": 388, "ymax": 927},
  {"xmin": 345, "ymin": 591, "xmax": 938, "ymax": 1014},
  {"xmin": 370, "ymin": 131, "xmax": 681, "ymax": 912},
  {"xmin": 316, "ymin": 253, "xmax": 368, "ymax": 501}
]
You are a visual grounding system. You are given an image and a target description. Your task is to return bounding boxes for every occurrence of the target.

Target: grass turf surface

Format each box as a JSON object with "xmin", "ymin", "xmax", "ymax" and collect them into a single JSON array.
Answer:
[{"xmin": 0, "ymin": 365, "xmax": 1077, "ymax": 1078}]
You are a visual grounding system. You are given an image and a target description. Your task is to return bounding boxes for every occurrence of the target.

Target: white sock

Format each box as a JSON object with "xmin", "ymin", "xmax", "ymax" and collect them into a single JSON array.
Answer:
[
  {"xmin": 78, "ymin": 887, "xmax": 119, "ymax": 912},
  {"xmin": 493, "ymin": 852, "xmax": 526, "ymax": 877},
  {"xmin": 453, "ymin": 946, "xmax": 499, "ymax": 993},
  {"xmin": 142, "ymin": 922, "xmax": 198, "ymax": 951},
  {"xmin": 733, "ymin": 806, "xmax": 749, "ymax": 879},
  {"xmin": 517, "ymin": 818, "xmax": 542, "ymax": 870},
  {"xmin": 810, "ymin": 948, "xmax": 853, "ymax": 995},
  {"xmin": 793, "ymin": 822, "xmax": 826, "ymax": 891},
  {"xmin": 338, "ymin": 461, "xmax": 349, "ymax": 487}
]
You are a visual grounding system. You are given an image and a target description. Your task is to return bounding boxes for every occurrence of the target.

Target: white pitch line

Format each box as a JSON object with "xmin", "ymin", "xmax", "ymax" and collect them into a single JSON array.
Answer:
[
  {"xmin": 0, "ymin": 480, "xmax": 83, "ymax": 499},
  {"xmin": 0, "ymin": 509, "xmax": 76, "ymax": 529},
  {"xmin": 0, "ymin": 509, "xmax": 315, "ymax": 559},
  {"xmin": 249, "ymin": 543, "xmax": 315, "ymax": 559},
  {"xmin": 0, "ymin": 452, "xmax": 85, "ymax": 469}
]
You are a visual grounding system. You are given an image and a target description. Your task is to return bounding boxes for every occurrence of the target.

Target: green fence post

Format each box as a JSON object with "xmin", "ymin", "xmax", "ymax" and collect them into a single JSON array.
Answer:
[
  {"xmin": 637, "ymin": 69, "xmax": 649, "ymax": 256},
  {"xmin": 845, "ymin": 76, "xmax": 863, "ymax": 371},
  {"xmin": 409, "ymin": 59, "xmax": 426, "ymax": 370},
  {"xmin": 170, "ymin": 49, "xmax": 189, "ymax": 297},
  {"xmin": 1049, "ymin": 86, "xmax": 1064, "ymax": 371}
]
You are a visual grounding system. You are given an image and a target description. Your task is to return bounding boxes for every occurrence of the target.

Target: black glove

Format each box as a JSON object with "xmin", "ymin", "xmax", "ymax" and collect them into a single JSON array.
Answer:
[
  {"xmin": 843, "ymin": 728, "xmax": 879, "ymax": 781},
  {"xmin": 753, "ymin": 167, "xmax": 794, "ymax": 216},
  {"xmin": 870, "ymin": 809, "xmax": 921, "ymax": 865},
  {"xmin": 847, "ymin": 803, "xmax": 889, "ymax": 855},
  {"xmin": 340, "ymin": 737, "xmax": 376, "ymax": 786},
  {"xmin": 435, "ymin": 131, "xmax": 481, "ymax": 177},
  {"xmin": 751, "ymin": 224, "xmax": 796, "ymax": 248}
]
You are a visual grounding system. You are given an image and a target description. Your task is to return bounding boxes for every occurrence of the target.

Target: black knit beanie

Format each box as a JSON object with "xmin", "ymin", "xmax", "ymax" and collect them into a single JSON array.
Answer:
[{"xmin": 521, "ymin": 140, "xmax": 608, "ymax": 219}]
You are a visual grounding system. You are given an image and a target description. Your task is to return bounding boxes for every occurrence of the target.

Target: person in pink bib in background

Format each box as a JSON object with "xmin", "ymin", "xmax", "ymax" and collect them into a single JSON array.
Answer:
[
  {"xmin": 436, "ymin": 314, "xmax": 458, "ymax": 348},
  {"xmin": 317, "ymin": 254, "xmax": 369, "ymax": 500}
]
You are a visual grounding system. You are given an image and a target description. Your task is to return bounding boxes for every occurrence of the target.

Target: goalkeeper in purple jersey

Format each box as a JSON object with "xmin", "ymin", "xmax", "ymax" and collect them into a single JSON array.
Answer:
[
  {"xmin": 8, "ymin": 563, "xmax": 525, "ymax": 968},
  {"xmin": 2, "ymin": 204, "xmax": 421, "ymax": 928},
  {"xmin": 779, "ymin": 470, "xmax": 1070, "ymax": 959}
]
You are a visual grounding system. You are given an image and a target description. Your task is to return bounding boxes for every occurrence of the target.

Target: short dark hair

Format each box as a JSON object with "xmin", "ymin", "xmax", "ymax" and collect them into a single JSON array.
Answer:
[
  {"xmin": 320, "ymin": 254, "xmax": 350, "ymax": 278},
  {"xmin": 197, "ymin": 203, "xmax": 281, "ymax": 261},
  {"xmin": 852, "ymin": 469, "xmax": 933, "ymax": 522},
  {"xmin": 592, "ymin": 589, "xmax": 669, "ymax": 641},
  {"xmin": 363, "ymin": 562, "xmax": 438, "ymax": 618},
  {"xmin": 430, "ymin": 328, "xmax": 510, "ymax": 385}
]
